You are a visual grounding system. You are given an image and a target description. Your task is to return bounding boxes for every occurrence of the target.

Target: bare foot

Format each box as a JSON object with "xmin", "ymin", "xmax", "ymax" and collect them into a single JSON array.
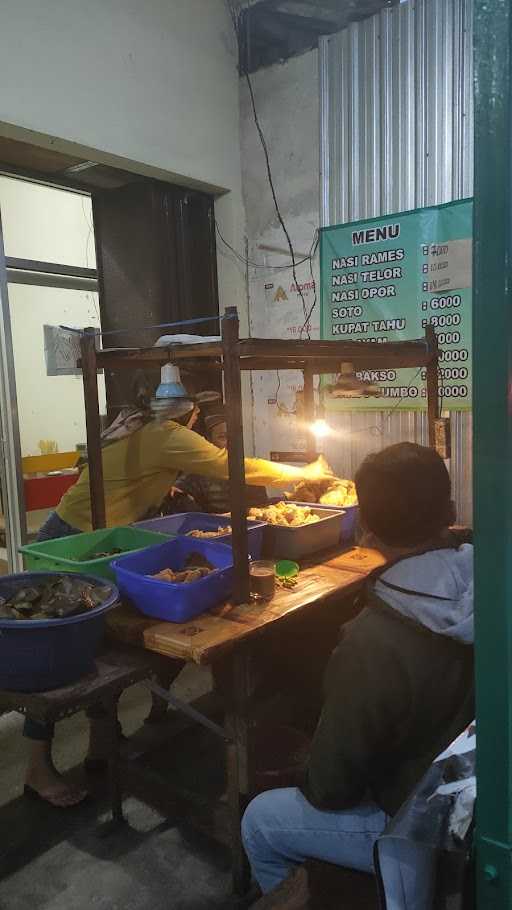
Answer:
[
  {"xmin": 26, "ymin": 741, "xmax": 87, "ymax": 808},
  {"xmin": 25, "ymin": 770, "xmax": 87, "ymax": 808}
]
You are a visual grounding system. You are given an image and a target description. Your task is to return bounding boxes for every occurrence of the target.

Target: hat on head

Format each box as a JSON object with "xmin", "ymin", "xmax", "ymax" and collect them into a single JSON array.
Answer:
[
  {"xmin": 150, "ymin": 398, "xmax": 195, "ymax": 421},
  {"xmin": 196, "ymin": 390, "xmax": 222, "ymax": 407}
]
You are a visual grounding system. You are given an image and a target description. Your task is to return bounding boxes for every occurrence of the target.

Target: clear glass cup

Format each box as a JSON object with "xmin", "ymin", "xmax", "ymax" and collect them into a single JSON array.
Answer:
[{"xmin": 249, "ymin": 560, "xmax": 276, "ymax": 601}]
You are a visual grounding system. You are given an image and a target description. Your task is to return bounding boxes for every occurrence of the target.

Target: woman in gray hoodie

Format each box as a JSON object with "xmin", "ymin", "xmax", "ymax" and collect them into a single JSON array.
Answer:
[{"xmin": 242, "ymin": 442, "xmax": 474, "ymax": 895}]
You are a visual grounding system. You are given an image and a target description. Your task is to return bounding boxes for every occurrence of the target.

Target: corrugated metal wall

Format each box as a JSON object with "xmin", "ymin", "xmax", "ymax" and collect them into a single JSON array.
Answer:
[{"xmin": 319, "ymin": 0, "xmax": 473, "ymax": 524}]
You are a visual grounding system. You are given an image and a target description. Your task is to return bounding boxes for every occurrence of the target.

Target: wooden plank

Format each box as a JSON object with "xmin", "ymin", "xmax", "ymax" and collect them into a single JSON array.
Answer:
[
  {"xmin": 0, "ymin": 647, "xmax": 152, "ymax": 723},
  {"xmin": 93, "ymin": 337, "xmax": 438, "ymax": 374},
  {"xmin": 107, "ymin": 562, "xmax": 366, "ymax": 665},
  {"xmin": 302, "ymin": 366, "xmax": 316, "ymax": 460},
  {"xmin": 95, "ymin": 345, "xmax": 224, "ymax": 368},
  {"xmin": 239, "ymin": 355, "xmax": 432, "ymax": 372},
  {"xmin": 324, "ymin": 546, "xmax": 386, "ymax": 576},
  {"xmin": 223, "ymin": 308, "xmax": 250, "ymax": 604},
  {"xmin": 238, "ymin": 337, "xmax": 432, "ymax": 359},
  {"xmin": 97, "ymin": 354, "xmax": 223, "ymax": 372},
  {"xmin": 240, "ymin": 358, "xmax": 308, "ymax": 371},
  {"xmin": 80, "ymin": 328, "xmax": 106, "ymax": 529},
  {"xmin": 425, "ymin": 327, "xmax": 440, "ymax": 447},
  {"xmin": 146, "ymin": 613, "xmax": 249, "ymax": 664},
  {"xmin": 95, "ymin": 352, "xmax": 435, "ymax": 374}
]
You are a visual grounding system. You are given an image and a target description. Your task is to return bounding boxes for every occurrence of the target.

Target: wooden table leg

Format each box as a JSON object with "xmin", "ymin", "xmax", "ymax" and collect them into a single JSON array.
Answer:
[
  {"xmin": 107, "ymin": 696, "xmax": 124, "ymax": 825},
  {"xmin": 215, "ymin": 649, "xmax": 256, "ymax": 896}
]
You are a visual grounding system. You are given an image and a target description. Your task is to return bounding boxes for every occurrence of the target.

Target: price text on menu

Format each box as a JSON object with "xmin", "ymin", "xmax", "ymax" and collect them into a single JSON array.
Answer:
[{"xmin": 319, "ymin": 199, "xmax": 473, "ymax": 411}]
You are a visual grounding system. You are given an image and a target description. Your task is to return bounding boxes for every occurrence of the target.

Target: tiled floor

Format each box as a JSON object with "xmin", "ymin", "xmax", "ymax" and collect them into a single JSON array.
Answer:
[{"xmin": 0, "ymin": 665, "xmax": 239, "ymax": 910}]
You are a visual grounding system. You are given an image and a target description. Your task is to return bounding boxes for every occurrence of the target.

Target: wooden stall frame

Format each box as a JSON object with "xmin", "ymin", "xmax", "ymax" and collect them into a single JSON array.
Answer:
[{"xmin": 79, "ymin": 308, "xmax": 439, "ymax": 605}]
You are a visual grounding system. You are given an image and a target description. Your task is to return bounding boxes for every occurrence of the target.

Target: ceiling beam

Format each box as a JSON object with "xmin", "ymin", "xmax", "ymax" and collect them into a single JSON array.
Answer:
[{"xmin": 238, "ymin": 0, "xmax": 398, "ymax": 74}]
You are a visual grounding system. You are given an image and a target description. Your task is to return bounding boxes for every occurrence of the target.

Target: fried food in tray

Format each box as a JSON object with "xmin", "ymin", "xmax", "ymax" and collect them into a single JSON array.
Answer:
[
  {"xmin": 248, "ymin": 502, "xmax": 320, "ymax": 528},
  {"xmin": 186, "ymin": 526, "xmax": 231, "ymax": 539},
  {"xmin": 152, "ymin": 567, "xmax": 213, "ymax": 584},
  {"xmin": 287, "ymin": 477, "xmax": 358, "ymax": 508},
  {"xmin": 150, "ymin": 552, "xmax": 216, "ymax": 585}
]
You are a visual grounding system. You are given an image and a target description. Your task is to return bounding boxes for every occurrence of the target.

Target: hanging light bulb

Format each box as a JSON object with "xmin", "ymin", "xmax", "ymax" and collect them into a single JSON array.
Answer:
[
  {"xmin": 311, "ymin": 418, "xmax": 332, "ymax": 439},
  {"xmin": 155, "ymin": 363, "xmax": 188, "ymax": 400},
  {"xmin": 151, "ymin": 362, "xmax": 195, "ymax": 419}
]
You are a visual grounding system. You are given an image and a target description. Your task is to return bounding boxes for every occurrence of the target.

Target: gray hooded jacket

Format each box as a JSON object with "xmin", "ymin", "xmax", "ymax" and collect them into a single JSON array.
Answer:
[
  {"xmin": 374, "ymin": 544, "xmax": 473, "ymax": 644},
  {"xmin": 303, "ymin": 545, "xmax": 475, "ymax": 816}
]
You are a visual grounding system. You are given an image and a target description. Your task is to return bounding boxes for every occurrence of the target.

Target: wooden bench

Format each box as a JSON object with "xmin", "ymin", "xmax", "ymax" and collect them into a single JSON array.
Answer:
[{"xmin": 0, "ymin": 646, "xmax": 153, "ymax": 821}]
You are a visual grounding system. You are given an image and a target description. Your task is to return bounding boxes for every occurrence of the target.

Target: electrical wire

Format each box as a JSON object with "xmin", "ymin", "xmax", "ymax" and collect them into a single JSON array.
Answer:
[
  {"xmin": 274, "ymin": 368, "xmax": 295, "ymax": 415},
  {"xmin": 226, "ymin": 0, "xmax": 316, "ymax": 339},
  {"xmin": 228, "ymin": 2, "xmax": 434, "ymax": 435},
  {"xmin": 215, "ymin": 220, "xmax": 312, "ymax": 271},
  {"xmin": 81, "ymin": 196, "xmax": 102, "ymax": 325},
  {"xmin": 298, "ymin": 229, "xmax": 319, "ymax": 339},
  {"xmin": 244, "ymin": 73, "xmax": 310, "ymax": 335},
  {"xmin": 60, "ymin": 314, "xmax": 222, "ymax": 338}
]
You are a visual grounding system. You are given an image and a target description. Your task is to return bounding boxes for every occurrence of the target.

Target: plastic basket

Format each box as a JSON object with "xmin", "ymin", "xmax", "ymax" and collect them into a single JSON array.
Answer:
[
  {"xmin": 113, "ymin": 536, "xmax": 235, "ymax": 623},
  {"xmin": 134, "ymin": 512, "xmax": 265, "ymax": 559},
  {"xmin": 291, "ymin": 502, "xmax": 359, "ymax": 543},
  {"xmin": 0, "ymin": 572, "xmax": 118, "ymax": 692},
  {"xmin": 260, "ymin": 505, "xmax": 344, "ymax": 560},
  {"xmin": 20, "ymin": 527, "xmax": 171, "ymax": 581}
]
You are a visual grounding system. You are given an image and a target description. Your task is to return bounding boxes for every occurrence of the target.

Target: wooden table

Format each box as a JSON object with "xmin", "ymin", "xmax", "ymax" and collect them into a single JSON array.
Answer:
[{"xmin": 107, "ymin": 546, "xmax": 386, "ymax": 893}]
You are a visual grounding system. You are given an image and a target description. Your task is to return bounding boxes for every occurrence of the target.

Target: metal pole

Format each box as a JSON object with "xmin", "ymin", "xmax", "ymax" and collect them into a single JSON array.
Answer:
[
  {"xmin": 425, "ymin": 327, "xmax": 439, "ymax": 448},
  {"xmin": 6, "ymin": 270, "xmax": 98, "ymax": 293},
  {"xmin": 0, "ymin": 206, "xmax": 26, "ymax": 569},
  {"xmin": 80, "ymin": 328, "xmax": 106, "ymax": 529},
  {"xmin": 222, "ymin": 307, "xmax": 250, "ymax": 604},
  {"xmin": 302, "ymin": 366, "xmax": 316, "ymax": 460},
  {"xmin": 474, "ymin": 2, "xmax": 512, "ymax": 907},
  {"xmin": 319, "ymin": 35, "xmax": 331, "ymax": 229}
]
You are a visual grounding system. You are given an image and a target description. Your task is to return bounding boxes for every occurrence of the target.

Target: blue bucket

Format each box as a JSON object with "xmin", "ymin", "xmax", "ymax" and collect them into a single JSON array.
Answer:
[
  {"xmin": 0, "ymin": 572, "xmax": 118, "ymax": 693},
  {"xmin": 114, "ymin": 537, "xmax": 235, "ymax": 624}
]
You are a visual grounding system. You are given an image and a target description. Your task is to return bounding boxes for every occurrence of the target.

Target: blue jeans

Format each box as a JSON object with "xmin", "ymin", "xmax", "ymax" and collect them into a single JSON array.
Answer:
[
  {"xmin": 36, "ymin": 511, "xmax": 80, "ymax": 542},
  {"xmin": 242, "ymin": 788, "xmax": 387, "ymax": 894}
]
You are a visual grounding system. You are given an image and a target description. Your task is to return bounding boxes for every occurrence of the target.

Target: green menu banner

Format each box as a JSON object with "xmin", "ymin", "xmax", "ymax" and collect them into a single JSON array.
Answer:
[{"xmin": 320, "ymin": 199, "xmax": 473, "ymax": 411}]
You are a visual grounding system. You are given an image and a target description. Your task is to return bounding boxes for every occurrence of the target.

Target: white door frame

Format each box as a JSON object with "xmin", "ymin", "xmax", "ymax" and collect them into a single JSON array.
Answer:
[{"xmin": 0, "ymin": 204, "xmax": 26, "ymax": 571}]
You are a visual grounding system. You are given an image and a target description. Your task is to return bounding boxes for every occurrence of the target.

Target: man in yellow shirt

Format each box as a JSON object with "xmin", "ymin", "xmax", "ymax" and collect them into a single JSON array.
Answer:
[
  {"xmin": 55, "ymin": 415, "xmax": 327, "ymax": 532},
  {"xmin": 26, "ymin": 398, "xmax": 332, "ymax": 807}
]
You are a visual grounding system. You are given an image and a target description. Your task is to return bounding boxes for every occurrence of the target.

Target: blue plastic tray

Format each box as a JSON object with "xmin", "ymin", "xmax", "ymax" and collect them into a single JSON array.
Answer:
[
  {"xmin": 0, "ymin": 572, "xmax": 118, "ymax": 692},
  {"xmin": 113, "ymin": 537, "xmax": 235, "ymax": 623},
  {"xmin": 134, "ymin": 513, "xmax": 265, "ymax": 559}
]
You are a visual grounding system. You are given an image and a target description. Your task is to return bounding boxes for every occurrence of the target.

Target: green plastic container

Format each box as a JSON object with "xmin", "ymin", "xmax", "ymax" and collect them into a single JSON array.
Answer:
[
  {"xmin": 20, "ymin": 527, "xmax": 172, "ymax": 581},
  {"xmin": 276, "ymin": 560, "xmax": 299, "ymax": 580}
]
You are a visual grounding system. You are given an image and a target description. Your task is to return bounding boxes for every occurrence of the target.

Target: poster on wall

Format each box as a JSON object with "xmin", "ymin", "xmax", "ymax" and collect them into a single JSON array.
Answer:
[
  {"xmin": 320, "ymin": 199, "xmax": 473, "ymax": 411},
  {"xmin": 43, "ymin": 325, "xmax": 82, "ymax": 376}
]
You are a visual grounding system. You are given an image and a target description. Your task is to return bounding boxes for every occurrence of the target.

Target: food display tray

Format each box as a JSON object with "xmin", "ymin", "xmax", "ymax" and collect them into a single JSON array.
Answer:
[
  {"xmin": 113, "ymin": 536, "xmax": 235, "ymax": 623},
  {"xmin": 20, "ymin": 527, "xmax": 170, "ymax": 581}
]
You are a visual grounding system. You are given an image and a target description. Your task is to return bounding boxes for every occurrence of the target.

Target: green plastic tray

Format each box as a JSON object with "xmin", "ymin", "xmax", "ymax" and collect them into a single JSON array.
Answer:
[{"xmin": 20, "ymin": 526, "xmax": 172, "ymax": 581}]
